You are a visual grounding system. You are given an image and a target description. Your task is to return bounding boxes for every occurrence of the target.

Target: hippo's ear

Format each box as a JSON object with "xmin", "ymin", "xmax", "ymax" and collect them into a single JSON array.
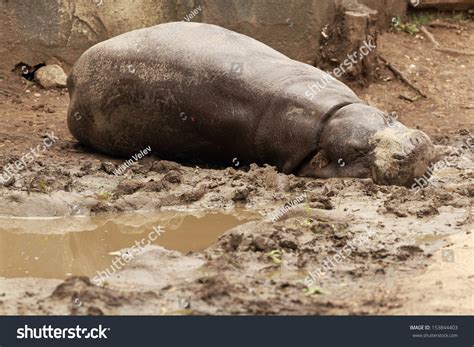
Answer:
[
  {"xmin": 310, "ymin": 151, "xmax": 329, "ymax": 169},
  {"xmin": 431, "ymin": 145, "xmax": 454, "ymax": 163},
  {"xmin": 297, "ymin": 150, "xmax": 332, "ymax": 177}
]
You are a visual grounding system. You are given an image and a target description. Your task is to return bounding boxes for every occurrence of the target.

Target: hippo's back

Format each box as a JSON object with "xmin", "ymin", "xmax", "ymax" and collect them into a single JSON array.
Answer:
[{"xmin": 69, "ymin": 22, "xmax": 298, "ymax": 94}]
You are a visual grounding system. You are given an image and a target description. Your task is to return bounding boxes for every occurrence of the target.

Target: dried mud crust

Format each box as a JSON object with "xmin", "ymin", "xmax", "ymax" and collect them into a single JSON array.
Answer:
[{"xmin": 0, "ymin": 24, "xmax": 473, "ymax": 315}]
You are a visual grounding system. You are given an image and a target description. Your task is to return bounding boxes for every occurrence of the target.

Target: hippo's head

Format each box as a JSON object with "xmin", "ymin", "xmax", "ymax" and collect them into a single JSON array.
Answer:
[{"xmin": 298, "ymin": 104, "xmax": 439, "ymax": 186}]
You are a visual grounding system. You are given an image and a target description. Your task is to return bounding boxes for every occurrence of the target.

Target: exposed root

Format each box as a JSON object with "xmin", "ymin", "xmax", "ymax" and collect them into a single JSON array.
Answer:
[
  {"xmin": 427, "ymin": 20, "xmax": 461, "ymax": 30},
  {"xmin": 378, "ymin": 55, "xmax": 427, "ymax": 98},
  {"xmin": 420, "ymin": 26, "xmax": 440, "ymax": 47},
  {"xmin": 435, "ymin": 47, "xmax": 474, "ymax": 56},
  {"xmin": 421, "ymin": 26, "xmax": 474, "ymax": 56}
]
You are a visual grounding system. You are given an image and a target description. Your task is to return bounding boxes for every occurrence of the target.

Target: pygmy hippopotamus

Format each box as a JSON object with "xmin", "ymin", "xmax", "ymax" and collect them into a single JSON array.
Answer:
[{"xmin": 67, "ymin": 22, "xmax": 440, "ymax": 186}]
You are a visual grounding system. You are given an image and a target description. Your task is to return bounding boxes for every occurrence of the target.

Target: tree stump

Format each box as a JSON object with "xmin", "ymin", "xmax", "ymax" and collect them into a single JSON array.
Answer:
[{"xmin": 316, "ymin": 0, "xmax": 379, "ymax": 85}]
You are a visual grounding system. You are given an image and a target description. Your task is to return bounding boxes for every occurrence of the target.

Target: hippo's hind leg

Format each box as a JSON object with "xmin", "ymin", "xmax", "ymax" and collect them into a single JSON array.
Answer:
[
  {"xmin": 67, "ymin": 98, "xmax": 131, "ymax": 157},
  {"xmin": 67, "ymin": 97, "xmax": 94, "ymax": 149}
]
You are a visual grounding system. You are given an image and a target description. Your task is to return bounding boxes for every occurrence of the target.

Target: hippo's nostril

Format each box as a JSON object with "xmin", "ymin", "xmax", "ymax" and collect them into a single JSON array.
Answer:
[
  {"xmin": 411, "ymin": 132, "xmax": 427, "ymax": 145},
  {"xmin": 401, "ymin": 132, "xmax": 428, "ymax": 157}
]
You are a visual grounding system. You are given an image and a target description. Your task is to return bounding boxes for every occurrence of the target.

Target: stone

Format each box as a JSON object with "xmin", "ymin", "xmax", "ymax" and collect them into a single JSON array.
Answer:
[
  {"xmin": 115, "ymin": 179, "xmax": 144, "ymax": 195},
  {"xmin": 34, "ymin": 64, "xmax": 67, "ymax": 89}
]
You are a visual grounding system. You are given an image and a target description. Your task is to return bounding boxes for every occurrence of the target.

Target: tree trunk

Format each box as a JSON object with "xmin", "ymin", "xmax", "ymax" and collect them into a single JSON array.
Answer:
[{"xmin": 316, "ymin": 0, "xmax": 379, "ymax": 86}]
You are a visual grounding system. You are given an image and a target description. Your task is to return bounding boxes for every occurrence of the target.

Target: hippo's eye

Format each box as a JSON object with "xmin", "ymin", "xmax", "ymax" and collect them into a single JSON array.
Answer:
[{"xmin": 380, "ymin": 112, "xmax": 397, "ymax": 127}]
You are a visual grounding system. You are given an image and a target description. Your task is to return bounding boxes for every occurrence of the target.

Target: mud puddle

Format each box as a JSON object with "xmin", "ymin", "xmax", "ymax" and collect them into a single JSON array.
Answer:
[{"xmin": 0, "ymin": 209, "xmax": 259, "ymax": 280}]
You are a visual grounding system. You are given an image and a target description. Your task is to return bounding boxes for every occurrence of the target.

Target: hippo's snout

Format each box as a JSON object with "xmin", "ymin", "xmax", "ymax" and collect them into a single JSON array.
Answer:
[
  {"xmin": 370, "ymin": 129, "xmax": 435, "ymax": 186},
  {"xmin": 400, "ymin": 131, "xmax": 431, "ymax": 158}
]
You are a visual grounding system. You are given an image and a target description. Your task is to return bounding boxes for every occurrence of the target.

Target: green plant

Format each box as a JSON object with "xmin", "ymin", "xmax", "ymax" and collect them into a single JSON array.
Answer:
[
  {"xmin": 37, "ymin": 179, "xmax": 48, "ymax": 193},
  {"xmin": 392, "ymin": 12, "xmax": 469, "ymax": 35},
  {"xmin": 96, "ymin": 191, "xmax": 111, "ymax": 201},
  {"xmin": 391, "ymin": 16, "xmax": 420, "ymax": 35},
  {"xmin": 265, "ymin": 249, "xmax": 282, "ymax": 265}
]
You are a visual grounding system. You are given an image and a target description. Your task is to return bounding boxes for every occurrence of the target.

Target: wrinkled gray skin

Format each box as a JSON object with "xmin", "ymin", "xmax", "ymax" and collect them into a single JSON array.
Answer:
[{"xmin": 68, "ymin": 22, "xmax": 438, "ymax": 186}]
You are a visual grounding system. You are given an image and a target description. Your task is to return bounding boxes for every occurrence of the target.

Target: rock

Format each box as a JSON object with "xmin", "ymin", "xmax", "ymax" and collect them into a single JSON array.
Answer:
[
  {"xmin": 50, "ymin": 277, "xmax": 93, "ymax": 299},
  {"xmin": 232, "ymin": 187, "xmax": 250, "ymax": 202},
  {"xmin": 397, "ymin": 245, "xmax": 424, "ymax": 260},
  {"xmin": 1, "ymin": 175, "xmax": 15, "ymax": 187},
  {"xmin": 143, "ymin": 179, "xmax": 168, "ymax": 192},
  {"xmin": 180, "ymin": 184, "xmax": 207, "ymax": 203},
  {"xmin": 31, "ymin": 104, "xmax": 45, "ymax": 111},
  {"xmin": 222, "ymin": 233, "xmax": 243, "ymax": 252},
  {"xmin": 100, "ymin": 161, "xmax": 116, "ymax": 175},
  {"xmin": 466, "ymin": 186, "xmax": 474, "ymax": 197},
  {"xmin": 115, "ymin": 179, "xmax": 144, "ymax": 195},
  {"xmin": 90, "ymin": 202, "xmax": 115, "ymax": 213},
  {"xmin": 251, "ymin": 236, "xmax": 277, "ymax": 252},
  {"xmin": 86, "ymin": 307, "xmax": 104, "ymax": 316},
  {"xmin": 265, "ymin": 170, "xmax": 279, "ymax": 188},
  {"xmin": 163, "ymin": 170, "xmax": 182, "ymax": 184},
  {"xmin": 34, "ymin": 64, "xmax": 67, "ymax": 89},
  {"xmin": 307, "ymin": 193, "xmax": 333, "ymax": 210},
  {"xmin": 151, "ymin": 160, "xmax": 182, "ymax": 173},
  {"xmin": 276, "ymin": 175, "xmax": 291, "ymax": 191},
  {"xmin": 279, "ymin": 239, "xmax": 298, "ymax": 250},
  {"xmin": 129, "ymin": 161, "xmax": 153, "ymax": 175}
]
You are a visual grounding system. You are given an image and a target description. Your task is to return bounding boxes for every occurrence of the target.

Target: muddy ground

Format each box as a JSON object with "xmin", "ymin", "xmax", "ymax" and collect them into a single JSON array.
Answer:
[{"xmin": 0, "ymin": 20, "xmax": 472, "ymax": 315}]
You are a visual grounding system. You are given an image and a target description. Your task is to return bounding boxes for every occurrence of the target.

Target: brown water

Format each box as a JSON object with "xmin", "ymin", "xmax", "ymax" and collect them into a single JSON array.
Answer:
[{"xmin": 0, "ymin": 210, "xmax": 258, "ymax": 280}]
